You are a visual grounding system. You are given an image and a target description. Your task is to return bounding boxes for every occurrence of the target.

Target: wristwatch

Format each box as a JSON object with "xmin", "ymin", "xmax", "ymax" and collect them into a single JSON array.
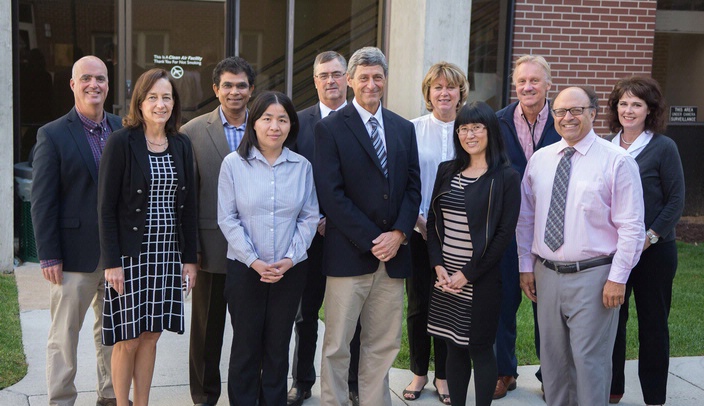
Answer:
[{"xmin": 646, "ymin": 230, "xmax": 659, "ymax": 244}]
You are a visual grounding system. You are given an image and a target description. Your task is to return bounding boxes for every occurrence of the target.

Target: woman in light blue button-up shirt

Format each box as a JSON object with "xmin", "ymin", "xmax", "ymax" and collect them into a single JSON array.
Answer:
[{"xmin": 217, "ymin": 91, "xmax": 319, "ymax": 405}]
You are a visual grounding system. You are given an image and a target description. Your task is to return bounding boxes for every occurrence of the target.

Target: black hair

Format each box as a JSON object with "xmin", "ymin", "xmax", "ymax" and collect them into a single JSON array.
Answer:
[
  {"xmin": 447, "ymin": 101, "xmax": 509, "ymax": 176},
  {"xmin": 212, "ymin": 56, "xmax": 256, "ymax": 88},
  {"xmin": 237, "ymin": 91, "xmax": 299, "ymax": 160}
]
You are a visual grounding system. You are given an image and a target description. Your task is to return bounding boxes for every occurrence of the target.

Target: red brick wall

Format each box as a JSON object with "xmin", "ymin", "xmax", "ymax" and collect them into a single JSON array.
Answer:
[{"xmin": 511, "ymin": 0, "xmax": 657, "ymax": 133}]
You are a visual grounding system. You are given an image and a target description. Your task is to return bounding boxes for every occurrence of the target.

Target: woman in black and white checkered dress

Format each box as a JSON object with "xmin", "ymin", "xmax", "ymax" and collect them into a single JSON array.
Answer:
[{"xmin": 98, "ymin": 68, "xmax": 197, "ymax": 406}]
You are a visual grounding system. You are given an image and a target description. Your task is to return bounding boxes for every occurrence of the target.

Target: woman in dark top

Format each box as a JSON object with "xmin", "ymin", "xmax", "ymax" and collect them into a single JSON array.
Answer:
[
  {"xmin": 607, "ymin": 76, "xmax": 685, "ymax": 406},
  {"xmin": 426, "ymin": 101, "xmax": 521, "ymax": 406},
  {"xmin": 98, "ymin": 68, "xmax": 197, "ymax": 406}
]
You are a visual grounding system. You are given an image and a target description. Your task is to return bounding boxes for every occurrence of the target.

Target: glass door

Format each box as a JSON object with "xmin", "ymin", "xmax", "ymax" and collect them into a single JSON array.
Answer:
[{"xmin": 115, "ymin": 0, "xmax": 226, "ymax": 122}]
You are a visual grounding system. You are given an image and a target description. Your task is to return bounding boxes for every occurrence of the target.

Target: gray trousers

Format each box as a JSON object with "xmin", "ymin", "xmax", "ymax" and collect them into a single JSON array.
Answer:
[{"xmin": 535, "ymin": 261, "xmax": 618, "ymax": 406}]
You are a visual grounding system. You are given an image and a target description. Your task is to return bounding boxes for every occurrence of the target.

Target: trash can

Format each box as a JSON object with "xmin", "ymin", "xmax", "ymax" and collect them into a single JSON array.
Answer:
[{"xmin": 14, "ymin": 162, "xmax": 37, "ymax": 263}]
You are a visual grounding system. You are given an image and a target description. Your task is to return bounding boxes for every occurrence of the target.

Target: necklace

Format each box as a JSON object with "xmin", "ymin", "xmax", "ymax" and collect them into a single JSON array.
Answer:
[
  {"xmin": 620, "ymin": 133, "xmax": 639, "ymax": 145},
  {"xmin": 146, "ymin": 136, "xmax": 168, "ymax": 147}
]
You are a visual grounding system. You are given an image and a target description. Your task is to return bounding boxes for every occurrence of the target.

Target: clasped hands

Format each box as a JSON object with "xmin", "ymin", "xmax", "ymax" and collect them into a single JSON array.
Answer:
[
  {"xmin": 251, "ymin": 258, "xmax": 294, "ymax": 283},
  {"xmin": 434, "ymin": 265, "xmax": 468, "ymax": 294}
]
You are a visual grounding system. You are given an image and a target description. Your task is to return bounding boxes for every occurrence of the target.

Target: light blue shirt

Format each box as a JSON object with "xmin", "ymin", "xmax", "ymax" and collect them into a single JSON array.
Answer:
[
  {"xmin": 217, "ymin": 147, "xmax": 319, "ymax": 267},
  {"xmin": 219, "ymin": 107, "xmax": 247, "ymax": 152}
]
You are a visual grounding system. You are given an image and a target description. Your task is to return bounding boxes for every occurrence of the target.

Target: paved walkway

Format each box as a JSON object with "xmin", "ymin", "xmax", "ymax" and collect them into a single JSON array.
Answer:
[{"xmin": 2, "ymin": 262, "xmax": 703, "ymax": 405}]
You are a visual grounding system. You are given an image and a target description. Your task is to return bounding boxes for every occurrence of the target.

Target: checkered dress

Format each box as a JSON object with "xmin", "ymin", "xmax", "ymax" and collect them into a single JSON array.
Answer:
[{"xmin": 102, "ymin": 151, "xmax": 184, "ymax": 345}]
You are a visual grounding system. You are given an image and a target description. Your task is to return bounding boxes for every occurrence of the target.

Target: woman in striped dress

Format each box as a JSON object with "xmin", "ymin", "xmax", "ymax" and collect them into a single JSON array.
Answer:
[{"xmin": 426, "ymin": 101, "xmax": 521, "ymax": 406}]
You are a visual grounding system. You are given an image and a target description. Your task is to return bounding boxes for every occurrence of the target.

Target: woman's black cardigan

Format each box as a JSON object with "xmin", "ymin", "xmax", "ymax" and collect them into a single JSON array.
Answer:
[
  {"xmin": 426, "ymin": 161, "xmax": 521, "ymax": 345},
  {"xmin": 97, "ymin": 127, "xmax": 198, "ymax": 269}
]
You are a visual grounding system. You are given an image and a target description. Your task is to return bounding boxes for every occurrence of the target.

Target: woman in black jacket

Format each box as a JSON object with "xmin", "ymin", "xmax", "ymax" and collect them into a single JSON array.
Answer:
[
  {"xmin": 607, "ymin": 76, "xmax": 685, "ymax": 406},
  {"xmin": 426, "ymin": 101, "xmax": 521, "ymax": 406},
  {"xmin": 98, "ymin": 68, "xmax": 197, "ymax": 406}
]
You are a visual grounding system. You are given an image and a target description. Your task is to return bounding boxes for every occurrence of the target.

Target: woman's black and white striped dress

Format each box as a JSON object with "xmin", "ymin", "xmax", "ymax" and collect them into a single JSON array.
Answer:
[
  {"xmin": 427, "ymin": 174, "xmax": 475, "ymax": 347},
  {"xmin": 102, "ymin": 151, "xmax": 184, "ymax": 345}
]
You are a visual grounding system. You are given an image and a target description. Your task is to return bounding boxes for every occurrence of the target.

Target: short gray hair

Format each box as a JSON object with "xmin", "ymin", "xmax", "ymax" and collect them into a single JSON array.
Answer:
[
  {"xmin": 313, "ymin": 51, "xmax": 347, "ymax": 75},
  {"xmin": 347, "ymin": 47, "xmax": 388, "ymax": 78}
]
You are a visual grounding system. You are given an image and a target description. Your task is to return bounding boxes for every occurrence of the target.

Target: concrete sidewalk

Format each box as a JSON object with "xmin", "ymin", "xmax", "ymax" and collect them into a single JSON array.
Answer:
[{"xmin": 2, "ymin": 262, "xmax": 703, "ymax": 405}]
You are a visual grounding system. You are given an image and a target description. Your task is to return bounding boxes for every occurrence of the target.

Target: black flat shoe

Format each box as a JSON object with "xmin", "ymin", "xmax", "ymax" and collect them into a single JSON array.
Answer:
[{"xmin": 286, "ymin": 384, "xmax": 311, "ymax": 406}]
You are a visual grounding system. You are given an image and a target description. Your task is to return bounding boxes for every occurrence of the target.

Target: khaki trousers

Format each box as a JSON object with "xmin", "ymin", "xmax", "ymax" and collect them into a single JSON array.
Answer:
[
  {"xmin": 320, "ymin": 262, "xmax": 404, "ymax": 406},
  {"xmin": 47, "ymin": 269, "xmax": 114, "ymax": 406}
]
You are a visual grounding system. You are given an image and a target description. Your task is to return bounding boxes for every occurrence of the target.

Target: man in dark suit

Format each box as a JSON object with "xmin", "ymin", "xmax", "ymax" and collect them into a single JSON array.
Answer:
[
  {"xmin": 493, "ymin": 54, "xmax": 560, "ymax": 399},
  {"xmin": 315, "ymin": 47, "xmax": 421, "ymax": 406},
  {"xmin": 31, "ymin": 55, "xmax": 122, "ymax": 406},
  {"xmin": 288, "ymin": 51, "xmax": 361, "ymax": 406},
  {"xmin": 180, "ymin": 56, "xmax": 255, "ymax": 406}
]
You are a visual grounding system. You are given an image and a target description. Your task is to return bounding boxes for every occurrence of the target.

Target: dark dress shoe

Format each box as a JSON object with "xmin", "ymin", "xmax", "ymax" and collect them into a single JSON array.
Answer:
[
  {"xmin": 349, "ymin": 389, "xmax": 359, "ymax": 406},
  {"xmin": 287, "ymin": 385, "xmax": 312, "ymax": 406}
]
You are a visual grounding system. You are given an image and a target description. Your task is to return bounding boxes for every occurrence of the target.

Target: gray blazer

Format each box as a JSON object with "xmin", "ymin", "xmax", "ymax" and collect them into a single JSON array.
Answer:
[{"xmin": 181, "ymin": 107, "xmax": 232, "ymax": 274}]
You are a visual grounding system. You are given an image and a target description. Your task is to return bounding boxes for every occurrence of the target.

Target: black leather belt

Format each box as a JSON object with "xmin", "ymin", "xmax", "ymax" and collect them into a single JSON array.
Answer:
[{"xmin": 539, "ymin": 256, "xmax": 614, "ymax": 274}]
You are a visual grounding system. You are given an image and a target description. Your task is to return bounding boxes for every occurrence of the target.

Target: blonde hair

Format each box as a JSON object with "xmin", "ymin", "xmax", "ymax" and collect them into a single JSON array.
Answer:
[
  {"xmin": 512, "ymin": 55, "xmax": 552, "ymax": 85},
  {"xmin": 421, "ymin": 62, "xmax": 469, "ymax": 112}
]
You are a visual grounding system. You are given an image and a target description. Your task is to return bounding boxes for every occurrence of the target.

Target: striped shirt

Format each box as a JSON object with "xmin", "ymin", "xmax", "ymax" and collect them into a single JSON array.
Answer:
[
  {"xmin": 219, "ymin": 107, "xmax": 247, "ymax": 152},
  {"xmin": 217, "ymin": 147, "xmax": 319, "ymax": 267}
]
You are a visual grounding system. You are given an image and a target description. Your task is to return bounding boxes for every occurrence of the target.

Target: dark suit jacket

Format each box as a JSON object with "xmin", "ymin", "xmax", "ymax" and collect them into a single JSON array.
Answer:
[
  {"xmin": 97, "ymin": 127, "xmax": 197, "ymax": 269},
  {"xmin": 293, "ymin": 103, "xmax": 322, "ymax": 166},
  {"xmin": 31, "ymin": 108, "xmax": 123, "ymax": 273},
  {"xmin": 313, "ymin": 102, "xmax": 420, "ymax": 278},
  {"xmin": 180, "ymin": 107, "xmax": 231, "ymax": 274},
  {"xmin": 496, "ymin": 100, "xmax": 561, "ymax": 177}
]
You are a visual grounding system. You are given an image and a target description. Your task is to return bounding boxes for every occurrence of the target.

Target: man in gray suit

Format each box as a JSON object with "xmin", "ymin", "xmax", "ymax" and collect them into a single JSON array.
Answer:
[
  {"xmin": 181, "ymin": 56, "xmax": 255, "ymax": 406},
  {"xmin": 31, "ymin": 55, "xmax": 122, "ymax": 406}
]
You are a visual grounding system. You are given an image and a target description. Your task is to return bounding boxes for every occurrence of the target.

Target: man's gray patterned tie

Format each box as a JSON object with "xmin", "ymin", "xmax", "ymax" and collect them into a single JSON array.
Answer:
[
  {"xmin": 368, "ymin": 117, "xmax": 388, "ymax": 177},
  {"xmin": 544, "ymin": 147, "xmax": 576, "ymax": 252}
]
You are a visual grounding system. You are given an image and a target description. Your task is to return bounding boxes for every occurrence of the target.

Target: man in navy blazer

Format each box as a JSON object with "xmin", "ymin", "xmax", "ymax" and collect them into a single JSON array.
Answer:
[
  {"xmin": 314, "ymin": 47, "xmax": 420, "ymax": 406},
  {"xmin": 31, "ymin": 56, "xmax": 122, "ymax": 406},
  {"xmin": 288, "ymin": 51, "xmax": 361, "ymax": 406},
  {"xmin": 493, "ymin": 54, "xmax": 560, "ymax": 399}
]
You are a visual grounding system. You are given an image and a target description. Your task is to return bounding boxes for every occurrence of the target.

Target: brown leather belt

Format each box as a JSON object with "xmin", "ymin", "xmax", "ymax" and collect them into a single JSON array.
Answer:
[{"xmin": 538, "ymin": 255, "xmax": 614, "ymax": 274}]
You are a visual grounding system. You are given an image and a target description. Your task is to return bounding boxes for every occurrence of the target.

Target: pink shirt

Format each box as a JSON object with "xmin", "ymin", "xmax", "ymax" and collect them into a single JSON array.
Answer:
[
  {"xmin": 513, "ymin": 100, "xmax": 550, "ymax": 160},
  {"xmin": 516, "ymin": 130, "xmax": 645, "ymax": 283}
]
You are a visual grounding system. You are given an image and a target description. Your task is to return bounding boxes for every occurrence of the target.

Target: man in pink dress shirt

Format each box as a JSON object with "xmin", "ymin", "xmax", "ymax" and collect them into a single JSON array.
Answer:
[{"xmin": 516, "ymin": 86, "xmax": 645, "ymax": 405}]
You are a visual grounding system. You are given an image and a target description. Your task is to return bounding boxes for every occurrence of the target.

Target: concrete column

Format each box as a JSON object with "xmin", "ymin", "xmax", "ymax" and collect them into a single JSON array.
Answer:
[
  {"xmin": 0, "ymin": 1, "xmax": 14, "ymax": 272},
  {"xmin": 386, "ymin": 0, "xmax": 472, "ymax": 120}
]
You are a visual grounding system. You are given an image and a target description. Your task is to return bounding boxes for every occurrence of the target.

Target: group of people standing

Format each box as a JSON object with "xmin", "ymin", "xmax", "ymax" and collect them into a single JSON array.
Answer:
[{"xmin": 31, "ymin": 45, "xmax": 683, "ymax": 406}]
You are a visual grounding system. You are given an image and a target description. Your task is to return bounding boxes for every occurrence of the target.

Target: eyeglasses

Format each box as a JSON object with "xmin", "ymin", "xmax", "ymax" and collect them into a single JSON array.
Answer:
[
  {"xmin": 551, "ymin": 106, "xmax": 593, "ymax": 117},
  {"xmin": 456, "ymin": 124, "xmax": 487, "ymax": 136},
  {"xmin": 315, "ymin": 71, "xmax": 345, "ymax": 81}
]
